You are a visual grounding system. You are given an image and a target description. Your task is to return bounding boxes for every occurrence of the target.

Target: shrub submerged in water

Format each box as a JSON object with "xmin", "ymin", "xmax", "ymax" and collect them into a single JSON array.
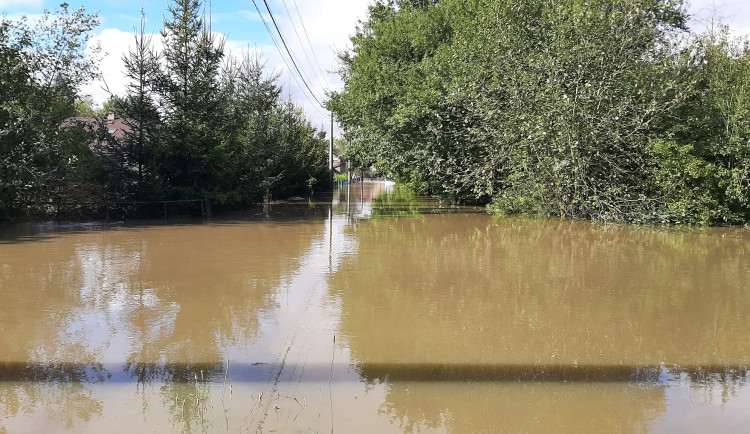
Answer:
[{"xmin": 331, "ymin": 0, "xmax": 750, "ymax": 225}]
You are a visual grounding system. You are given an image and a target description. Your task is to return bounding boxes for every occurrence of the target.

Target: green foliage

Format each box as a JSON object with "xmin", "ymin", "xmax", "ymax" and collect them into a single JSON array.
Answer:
[
  {"xmin": 1, "ymin": 0, "xmax": 330, "ymax": 220},
  {"xmin": 372, "ymin": 184, "xmax": 417, "ymax": 203},
  {"xmin": 74, "ymin": 97, "xmax": 97, "ymax": 117},
  {"xmin": 332, "ymin": 0, "xmax": 750, "ymax": 225},
  {"xmin": 155, "ymin": 0, "xmax": 227, "ymax": 200},
  {"xmin": 0, "ymin": 4, "xmax": 101, "ymax": 219},
  {"xmin": 104, "ymin": 12, "xmax": 162, "ymax": 201},
  {"xmin": 226, "ymin": 98, "xmax": 329, "ymax": 204},
  {"xmin": 136, "ymin": 0, "xmax": 328, "ymax": 207},
  {"xmin": 645, "ymin": 140, "xmax": 727, "ymax": 225},
  {"xmin": 670, "ymin": 27, "xmax": 750, "ymax": 223}
]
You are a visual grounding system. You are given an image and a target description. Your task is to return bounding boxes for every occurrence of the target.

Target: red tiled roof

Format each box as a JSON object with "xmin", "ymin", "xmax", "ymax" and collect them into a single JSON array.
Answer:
[{"xmin": 62, "ymin": 116, "xmax": 134, "ymax": 141}]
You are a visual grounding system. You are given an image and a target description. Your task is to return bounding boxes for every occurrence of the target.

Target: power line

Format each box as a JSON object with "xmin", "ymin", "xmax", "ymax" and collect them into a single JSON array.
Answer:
[
  {"xmin": 257, "ymin": 0, "xmax": 325, "ymax": 109},
  {"xmin": 281, "ymin": 0, "xmax": 331, "ymax": 93},
  {"xmin": 248, "ymin": 0, "xmax": 327, "ymax": 117},
  {"xmin": 261, "ymin": 0, "xmax": 325, "ymax": 107},
  {"xmin": 292, "ymin": 0, "xmax": 331, "ymax": 91}
]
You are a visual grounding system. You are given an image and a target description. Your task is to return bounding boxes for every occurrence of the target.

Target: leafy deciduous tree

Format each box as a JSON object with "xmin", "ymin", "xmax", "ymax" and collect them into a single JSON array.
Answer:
[{"xmin": 0, "ymin": 3, "xmax": 100, "ymax": 219}]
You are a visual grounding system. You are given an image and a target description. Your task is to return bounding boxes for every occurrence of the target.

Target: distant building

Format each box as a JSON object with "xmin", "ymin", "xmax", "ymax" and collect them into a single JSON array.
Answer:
[
  {"xmin": 62, "ymin": 113, "xmax": 132, "ymax": 148},
  {"xmin": 332, "ymin": 151, "xmax": 347, "ymax": 174}
]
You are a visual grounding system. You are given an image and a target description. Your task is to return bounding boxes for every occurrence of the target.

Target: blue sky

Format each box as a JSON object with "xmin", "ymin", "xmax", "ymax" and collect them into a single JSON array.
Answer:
[
  {"xmin": 2, "ymin": 0, "xmax": 750, "ymax": 134},
  {"xmin": 87, "ymin": 0, "xmax": 272, "ymax": 43},
  {"xmin": 1, "ymin": 0, "xmax": 274, "ymax": 41},
  {"xmin": 1, "ymin": 0, "xmax": 372, "ymax": 133}
]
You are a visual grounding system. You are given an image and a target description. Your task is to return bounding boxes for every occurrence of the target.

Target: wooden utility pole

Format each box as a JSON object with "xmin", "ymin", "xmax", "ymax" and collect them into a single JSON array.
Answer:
[{"xmin": 329, "ymin": 114, "xmax": 334, "ymax": 191}]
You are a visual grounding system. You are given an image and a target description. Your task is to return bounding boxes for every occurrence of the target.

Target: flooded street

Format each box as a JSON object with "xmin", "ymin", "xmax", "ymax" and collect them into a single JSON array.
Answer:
[{"xmin": 1, "ymin": 181, "xmax": 750, "ymax": 433}]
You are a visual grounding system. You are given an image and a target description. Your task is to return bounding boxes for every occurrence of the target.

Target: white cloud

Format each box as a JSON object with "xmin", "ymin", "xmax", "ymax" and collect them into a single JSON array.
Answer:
[
  {"xmin": 82, "ymin": 27, "xmax": 288, "ymax": 110},
  {"xmin": 236, "ymin": 10, "xmax": 262, "ymax": 21},
  {"xmin": 223, "ymin": 39, "xmax": 288, "ymax": 85},
  {"xmin": 2, "ymin": 13, "xmax": 42, "ymax": 23},
  {"xmin": 79, "ymin": 0, "xmax": 373, "ymax": 137},
  {"xmin": 269, "ymin": 0, "xmax": 373, "ymax": 133},
  {"xmin": 688, "ymin": 0, "xmax": 750, "ymax": 36},
  {"xmin": 223, "ymin": 39, "xmax": 276, "ymax": 61},
  {"xmin": 81, "ymin": 27, "xmax": 165, "ymax": 107}
]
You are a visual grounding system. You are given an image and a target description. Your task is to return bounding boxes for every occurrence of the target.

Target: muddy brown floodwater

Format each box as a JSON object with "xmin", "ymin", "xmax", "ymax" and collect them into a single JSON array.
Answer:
[{"xmin": 1, "ymin": 181, "xmax": 750, "ymax": 433}]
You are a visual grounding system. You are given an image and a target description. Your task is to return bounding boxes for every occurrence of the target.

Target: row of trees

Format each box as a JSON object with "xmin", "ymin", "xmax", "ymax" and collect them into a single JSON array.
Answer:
[
  {"xmin": 1, "ymin": 0, "xmax": 329, "ymax": 220},
  {"xmin": 330, "ymin": 0, "xmax": 750, "ymax": 225},
  {"xmin": 0, "ymin": 4, "xmax": 101, "ymax": 219}
]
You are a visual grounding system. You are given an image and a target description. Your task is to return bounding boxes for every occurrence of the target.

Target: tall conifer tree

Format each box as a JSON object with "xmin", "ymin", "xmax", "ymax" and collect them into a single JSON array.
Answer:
[
  {"xmin": 112, "ymin": 10, "xmax": 162, "ymax": 199},
  {"xmin": 157, "ymin": 0, "xmax": 226, "ymax": 198}
]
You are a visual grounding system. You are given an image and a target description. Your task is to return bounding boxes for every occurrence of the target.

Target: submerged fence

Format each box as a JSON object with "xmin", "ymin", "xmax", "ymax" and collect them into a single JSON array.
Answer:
[{"xmin": 18, "ymin": 199, "xmax": 209, "ymax": 221}]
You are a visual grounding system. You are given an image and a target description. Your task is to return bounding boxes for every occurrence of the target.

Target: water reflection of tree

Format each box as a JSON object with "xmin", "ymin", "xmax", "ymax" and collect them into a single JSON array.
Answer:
[
  {"xmin": 93, "ymin": 223, "xmax": 323, "ymax": 427},
  {"xmin": 0, "ymin": 239, "xmax": 109, "ymax": 430},
  {"xmin": 0, "ymin": 362, "xmax": 108, "ymax": 421},
  {"xmin": 372, "ymin": 380, "xmax": 665, "ymax": 433},
  {"xmin": 334, "ymin": 215, "xmax": 750, "ymax": 366},
  {"xmin": 331, "ymin": 215, "xmax": 750, "ymax": 430},
  {"xmin": 0, "ymin": 380, "xmax": 104, "ymax": 430},
  {"xmin": 689, "ymin": 369, "xmax": 750, "ymax": 407},
  {"xmin": 111, "ymin": 223, "xmax": 320, "ymax": 372},
  {"xmin": 0, "ymin": 221, "xmax": 322, "ymax": 429}
]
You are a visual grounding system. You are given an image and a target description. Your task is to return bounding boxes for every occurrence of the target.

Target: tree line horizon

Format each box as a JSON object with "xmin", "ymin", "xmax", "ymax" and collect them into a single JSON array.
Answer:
[
  {"xmin": 330, "ymin": 0, "xmax": 750, "ymax": 225},
  {"xmin": 1, "ymin": 0, "xmax": 330, "ymax": 221},
  {"xmin": 3, "ymin": 0, "xmax": 750, "ymax": 225}
]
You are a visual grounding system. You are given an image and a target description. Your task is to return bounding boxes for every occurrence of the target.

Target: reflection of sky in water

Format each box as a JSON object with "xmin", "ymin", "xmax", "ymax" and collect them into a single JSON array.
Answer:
[
  {"xmin": 2, "ymin": 185, "xmax": 750, "ymax": 432},
  {"xmin": 332, "ymin": 180, "xmax": 393, "ymax": 219},
  {"xmin": 230, "ymin": 210, "xmax": 359, "ymax": 376},
  {"xmin": 650, "ymin": 374, "xmax": 750, "ymax": 432},
  {"xmin": 74, "ymin": 245, "xmax": 179, "ymax": 366}
]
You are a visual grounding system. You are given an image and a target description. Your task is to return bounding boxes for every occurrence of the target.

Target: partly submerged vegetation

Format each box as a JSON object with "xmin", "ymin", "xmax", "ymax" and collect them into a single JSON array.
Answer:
[
  {"xmin": 330, "ymin": 0, "xmax": 750, "ymax": 225},
  {"xmin": 0, "ymin": 0, "xmax": 328, "ymax": 221},
  {"xmin": 4, "ymin": 0, "xmax": 750, "ymax": 225}
]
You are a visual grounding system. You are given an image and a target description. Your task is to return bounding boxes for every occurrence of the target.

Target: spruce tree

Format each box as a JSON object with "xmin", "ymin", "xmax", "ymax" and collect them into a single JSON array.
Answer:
[
  {"xmin": 112, "ymin": 10, "xmax": 162, "ymax": 200},
  {"xmin": 157, "ymin": 0, "xmax": 226, "ymax": 199}
]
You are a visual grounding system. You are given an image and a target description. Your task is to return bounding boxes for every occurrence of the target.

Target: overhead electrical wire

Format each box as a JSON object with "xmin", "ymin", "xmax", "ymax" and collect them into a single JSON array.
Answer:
[
  {"xmin": 260, "ymin": 0, "xmax": 325, "ymax": 108},
  {"xmin": 254, "ymin": 0, "xmax": 325, "ymax": 109},
  {"xmin": 248, "ymin": 0, "xmax": 327, "ymax": 116},
  {"xmin": 280, "ymin": 0, "xmax": 331, "ymax": 93},
  {"xmin": 292, "ymin": 0, "xmax": 332, "ymax": 91}
]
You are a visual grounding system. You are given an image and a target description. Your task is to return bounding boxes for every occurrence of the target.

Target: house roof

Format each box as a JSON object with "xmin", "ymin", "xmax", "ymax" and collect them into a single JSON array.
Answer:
[{"xmin": 62, "ymin": 116, "xmax": 133, "ymax": 140}]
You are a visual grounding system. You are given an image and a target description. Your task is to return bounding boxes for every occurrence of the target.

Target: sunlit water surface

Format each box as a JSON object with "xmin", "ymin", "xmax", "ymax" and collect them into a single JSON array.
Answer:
[{"xmin": 1, "ymin": 181, "xmax": 749, "ymax": 433}]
